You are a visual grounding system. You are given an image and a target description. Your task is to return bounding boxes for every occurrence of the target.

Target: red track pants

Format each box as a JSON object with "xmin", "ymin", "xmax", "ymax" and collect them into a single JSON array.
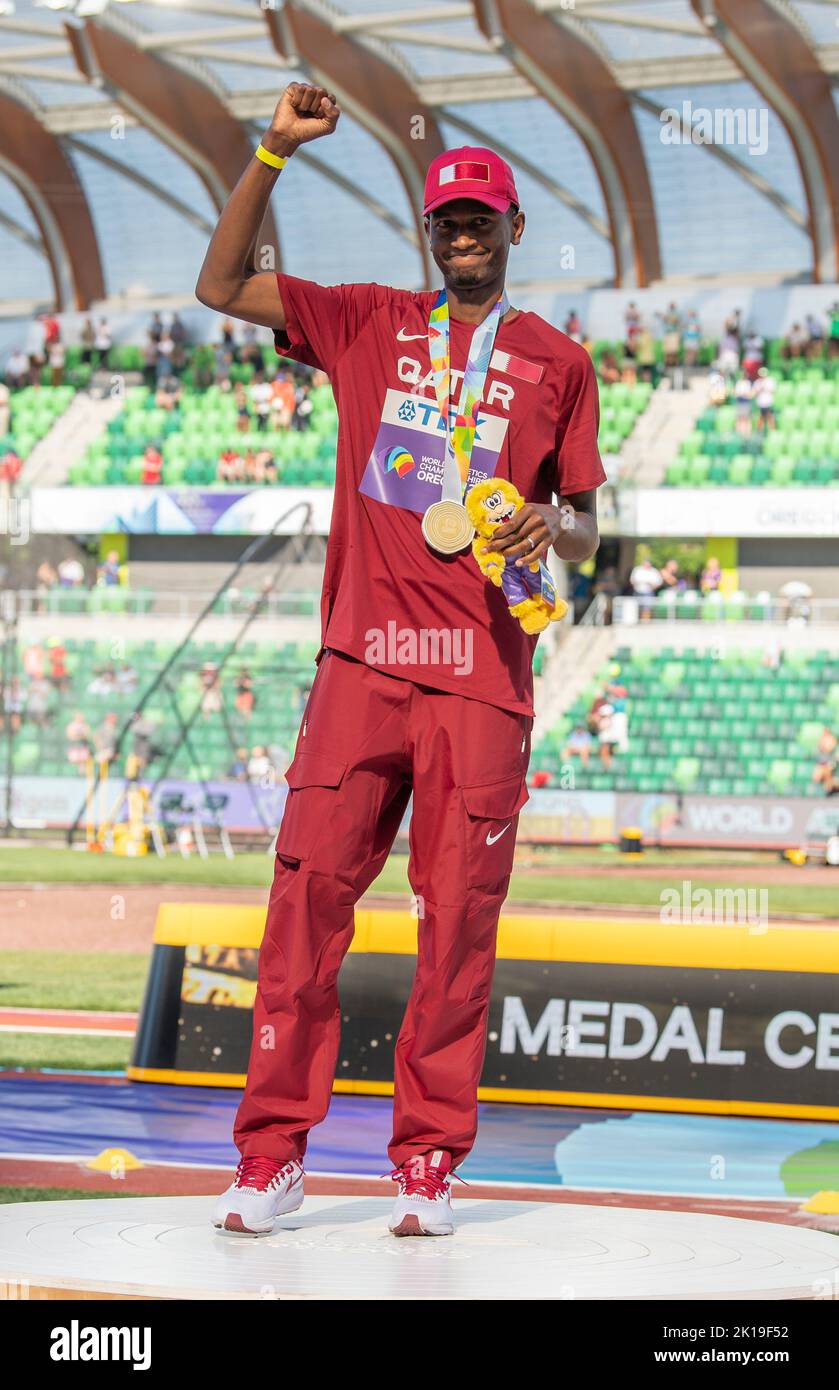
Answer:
[{"xmin": 233, "ymin": 648, "xmax": 531, "ymax": 1169}]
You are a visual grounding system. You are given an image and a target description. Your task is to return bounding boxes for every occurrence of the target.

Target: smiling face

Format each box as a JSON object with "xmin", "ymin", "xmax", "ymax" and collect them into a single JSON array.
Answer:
[
  {"xmin": 426, "ymin": 199, "xmax": 524, "ymax": 292},
  {"xmin": 481, "ymin": 487, "xmax": 520, "ymax": 529}
]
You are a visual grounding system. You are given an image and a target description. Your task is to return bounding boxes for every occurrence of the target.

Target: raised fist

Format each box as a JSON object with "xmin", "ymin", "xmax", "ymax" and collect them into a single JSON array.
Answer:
[{"xmin": 265, "ymin": 83, "xmax": 340, "ymax": 156}]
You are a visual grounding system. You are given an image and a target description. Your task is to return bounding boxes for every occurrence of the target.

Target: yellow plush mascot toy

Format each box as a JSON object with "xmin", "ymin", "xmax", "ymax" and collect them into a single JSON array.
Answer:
[{"xmin": 465, "ymin": 478, "xmax": 568, "ymax": 635}]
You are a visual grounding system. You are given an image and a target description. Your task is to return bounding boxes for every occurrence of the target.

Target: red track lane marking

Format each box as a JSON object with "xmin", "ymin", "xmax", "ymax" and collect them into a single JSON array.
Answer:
[{"xmin": 0, "ymin": 1009, "xmax": 137, "ymax": 1035}]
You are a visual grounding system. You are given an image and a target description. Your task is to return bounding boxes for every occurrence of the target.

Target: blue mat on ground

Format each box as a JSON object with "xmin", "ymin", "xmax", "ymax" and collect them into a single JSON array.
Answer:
[{"xmin": 0, "ymin": 1074, "xmax": 836, "ymax": 1197}]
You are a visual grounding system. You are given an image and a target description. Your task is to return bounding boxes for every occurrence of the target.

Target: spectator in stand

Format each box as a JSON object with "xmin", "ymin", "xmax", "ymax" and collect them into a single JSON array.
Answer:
[
  {"xmin": 592, "ymin": 564, "xmax": 619, "ymax": 623},
  {"xmin": 564, "ymin": 310, "xmax": 583, "ymax": 344},
  {"xmin": 214, "ymin": 345, "xmax": 234, "ymax": 388},
  {"xmin": 170, "ymin": 312, "xmax": 187, "ymax": 349},
  {"xmin": 233, "ymin": 380, "xmax": 250, "ymax": 432},
  {"xmin": 269, "ymin": 371, "xmax": 296, "ymax": 429},
  {"xmin": 95, "ymin": 712, "xmax": 120, "ymax": 767},
  {"xmin": 0, "ymin": 447, "xmax": 22, "ymax": 490},
  {"xmin": 220, "ymin": 318, "xmax": 237, "ymax": 357},
  {"xmin": 97, "ymin": 549, "xmax": 121, "ymax": 587},
  {"xmin": 741, "ymin": 331, "xmax": 764, "ymax": 381},
  {"xmin": 707, "ymin": 367, "xmax": 727, "ymax": 407},
  {"xmin": 38, "ymin": 312, "xmax": 60, "ymax": 353},
  {"xmin": 66, "ymin": 711, "xmax": 92, "ymax": 769},
  {"xmin": 87, "ymin": 665, "xmax": 118, "ymax": 697},
  {"xmin": 658, "ymin": 302, "xmax": 682, "ymax": 368},
  {"xmin": 25, "ymin": 675, "xmax": 51, "ymax": 728},
  {"xmin": 94, "ymin": 317, "xmax": 112, "ymax": 363},
  {"xmin": 239, "ymin": 324, "xmax": 262, "ymax": 368},
  {"xmin": 805, "ymin": 313, "xmax": 824, "ymax": 357},
  {"xmin": 629, "ymin": 555, "xmax": 662, "ymax": 619},
  {"xmin": 682, "ymin": 310, "xmax": 701, "ymax": 367},
  {"xmin": 23, "ymin": 641, "xmax": 44, "ymax": 681},
  {"xmin": 635, "ymin": 324, "xmax": 656, "ymax": 384},
  {"xmin": 115, "ymin": 662, "xmax": 138, "ymax": 693},
  {"xmin": 46, "ymin": 637, "xmax": 69, "ymax": 691},
  {"xmin": 130, "ymin": 713, "xmax": 157, "ymax": 770},
  {"xmin": 217, "ymin": 448, "xmax": 243, "ymax": 484},
  {"xmin": 784, "ymin": 322, "xmax": 808, "ymax": 359},
  {"xmin": 235, "ymin": 671, "xmax": 255, "ymax": 719},
  {"xmin": 5, "ymin": 349, "xmax": 31, "ymax": 390},
  {"xmin": 57, "ymin": 554, "xmax": 85, "ymax": 587},
  {"xmin": 250, "ymin": 371, "xmax": 272, "ymax": 431},
  {"xmin": 0, "ymin": 677, "xmax": 24, "ymax": 734},
  {"xmin": 587, "ymin": 690, "xmax": 610, "ymax": 735},
  {"xmin": 597, "ymin": 350, "xmax": 621, "ymax": 386},
  {"xmin": 200, "ymin": 662, "xmax": 223, "ymax": 717},
  {"xmin": 0, "ymin": 381, "xmax": 10, "ymax": 438},
  {"xmin": 754, "ymin": 367, "xmax": 776, "ymax": 432},
  {"xmin": 35, "ymin": 562, "xmax": 57, "ymax": 610},
  {"xmin": 228, "ymin": 746, "xmax": 249, "ymax": 782},
  {"xmin": 263, "ymin": 459, "xmax": 278, "ymax": 485},
  {"xmin": 596, "ymin": 703, "xmax": 618, "ymax": 769},
  {"xmin": 247, "ymin": 744, "xmax": 274, "ymax": 784},
  {"xmin": 828, "ymin": 302, "xmax": 839, "ymax": 359},
  {"xmin": 624, "ymin": 301, "xmax": 641, "ymax": 355},
  {"xmin": 155, "ymin": 373, "xmax": 182, "ymax": 411},
  {"xmin": 561, "ymin": 723, "xmax": 593, "ymax": 769},
  {"xmin": 49, "ymin": 340, "xmax": 65, "ymax": 387},
  {"xmin": 155, "ymin": 328, "xmax": 175, "ymax": 382},
  {"xmin": 243, "ymin": 449, "xmax": 264, "ymax": 484},
  {"xmin": 812, "ymin": 728, "xmax": 838, "ymax": 796},
  {"xmin": 700, "ymin": 555, "xmax": 722, "ymax": 593},
  {"xmin": 716, "ymin": 325, "xmax": 740, "ymax": 379},
  {"xmin": 148, "ymin": 312, "xmax": 163, "ymax": 347},
  {"xmin": 603, "ymin": 684, "xmax": 629, "ymax": 762},
  {"xmin": 141, "ymin": 444, "xmax": 163, "ymax": 486},
  {"xmin": 293, "ymin": 381, "xmax": 314, "ymax": 431},
  {"xmin": 724, "ymin": 308, "xmax": 742, "ymax": 344},
  {"xmin": 659, "ymin": 558, "xmax": 681, "ymax": 591},
  {"xmin": 79, "ymin": 317, "xmax": 96, "ymax": 365},
  {"xmin": 733, "ymin": 373, "xmax": 753, "ymax": 436}
]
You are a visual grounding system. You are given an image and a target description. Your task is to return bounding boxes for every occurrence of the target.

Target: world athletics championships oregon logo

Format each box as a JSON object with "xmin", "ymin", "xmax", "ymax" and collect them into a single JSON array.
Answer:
[{"xmin": 381, "ymin": 445, "xmax": 415, "ymax": 477}]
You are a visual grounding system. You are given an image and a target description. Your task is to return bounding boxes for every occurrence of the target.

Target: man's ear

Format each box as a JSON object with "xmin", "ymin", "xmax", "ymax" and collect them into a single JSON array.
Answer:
[{"xmin": 511, "ymin": 208, "xmax": 525, "ymax": 246}]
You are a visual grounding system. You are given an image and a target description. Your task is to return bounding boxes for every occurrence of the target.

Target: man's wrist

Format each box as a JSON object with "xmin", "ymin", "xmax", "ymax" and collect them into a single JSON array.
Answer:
[{"xmin": 260, "ymin": 130, "xmax": 299, "ymax": 160}]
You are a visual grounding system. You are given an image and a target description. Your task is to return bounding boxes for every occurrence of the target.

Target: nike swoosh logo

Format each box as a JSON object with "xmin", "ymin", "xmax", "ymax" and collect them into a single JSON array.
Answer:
[
  {"xmin": 486, "ymin": 823, "xmax": 512, "ymax": 846},
  {"xmin": 397, "ymin": 327, "xmax": 428, "ymax": 341}
]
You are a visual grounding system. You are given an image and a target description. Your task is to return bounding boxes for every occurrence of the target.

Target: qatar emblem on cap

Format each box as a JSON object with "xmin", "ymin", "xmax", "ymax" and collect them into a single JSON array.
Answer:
[{"xmin": 438, "ymin": 161, "xmax": 491, "ymax": 187}]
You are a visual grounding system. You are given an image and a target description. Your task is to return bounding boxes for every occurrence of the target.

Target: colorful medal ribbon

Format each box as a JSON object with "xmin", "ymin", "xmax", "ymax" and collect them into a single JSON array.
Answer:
[{"xmin": 427, "ymin": 288, "xmax": 509, "ymax": 504}]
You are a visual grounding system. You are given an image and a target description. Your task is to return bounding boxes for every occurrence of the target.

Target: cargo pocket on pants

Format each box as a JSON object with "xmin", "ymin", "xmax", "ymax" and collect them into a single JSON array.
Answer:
[
  {"xmin": 462, "ymin": 774, "xmax": 530, "ymax": 890},
  {"xmin": 276, "ymin": 751, "xmax": 347, "ymax": 864}
]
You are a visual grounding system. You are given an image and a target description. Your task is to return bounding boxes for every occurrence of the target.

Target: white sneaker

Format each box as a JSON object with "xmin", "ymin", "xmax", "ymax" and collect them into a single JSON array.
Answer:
[
  {"xmin": 213, "ymin": 1155, "xmax": 304, "ymax": 1235},
  {"xmin": 388, "ymin": 1149, "xmax": 455, "ymax": 1236}
]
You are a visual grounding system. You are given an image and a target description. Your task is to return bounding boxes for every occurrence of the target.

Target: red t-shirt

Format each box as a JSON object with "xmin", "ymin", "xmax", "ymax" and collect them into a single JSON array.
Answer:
[
  {"xmin": 142, "ymin": 451, "xmax": 163, "ymax": 485},
  {"xmin": 274, "ymin": 275, "xmax": 605, "ymax": 716}
]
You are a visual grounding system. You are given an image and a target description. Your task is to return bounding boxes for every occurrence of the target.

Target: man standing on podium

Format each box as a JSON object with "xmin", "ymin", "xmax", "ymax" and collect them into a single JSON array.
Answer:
[{"xmin": 197, "ymin": 83, "xmax": 604, "ymax": 1237}]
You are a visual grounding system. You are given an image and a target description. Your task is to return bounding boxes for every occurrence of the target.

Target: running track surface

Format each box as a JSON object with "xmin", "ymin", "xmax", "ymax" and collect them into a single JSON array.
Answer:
[
  {"xmin": 0, "ymin": 1009, "xmax": 136, "ymax": 1038},
  {"xmin": 1, "ymin": 1072, "xmax": 837, "ymax": 1229}
]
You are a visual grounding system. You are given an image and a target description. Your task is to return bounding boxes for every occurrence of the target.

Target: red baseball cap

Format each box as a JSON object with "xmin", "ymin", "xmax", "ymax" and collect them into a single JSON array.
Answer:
[{"xmin": 423, "ymin": 146, "xmax": 519, "ymax": 217}]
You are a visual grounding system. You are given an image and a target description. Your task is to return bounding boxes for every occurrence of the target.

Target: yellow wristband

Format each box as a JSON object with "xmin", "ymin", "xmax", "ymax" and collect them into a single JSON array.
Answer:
[{"xmin": 255, "ymin": 143, "xmax": 288, "ymax": 170}]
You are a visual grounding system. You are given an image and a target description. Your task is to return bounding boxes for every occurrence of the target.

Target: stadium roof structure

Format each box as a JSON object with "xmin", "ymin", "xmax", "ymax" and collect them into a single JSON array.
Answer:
[{"xmin": 2, "ymin": 0, "xmax": 839, "ymax": 310}]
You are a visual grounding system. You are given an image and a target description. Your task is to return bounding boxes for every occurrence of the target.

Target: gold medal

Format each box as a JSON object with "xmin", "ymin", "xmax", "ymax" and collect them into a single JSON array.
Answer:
[{"xmin": 421, "ymin": 500, "xmax": 475, "ymax": 555}]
